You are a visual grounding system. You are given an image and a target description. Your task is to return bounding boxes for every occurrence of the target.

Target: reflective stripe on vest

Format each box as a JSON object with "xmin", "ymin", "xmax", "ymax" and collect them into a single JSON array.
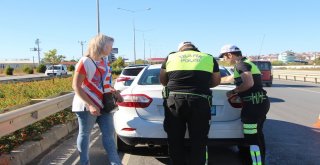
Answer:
[
  {"xmin": 234, "ymin": 58, "xmax": 261, "ymax": 78},
  {"xmin": 166, "ymin": 51, "xmax": 214, "ymax": 73}
]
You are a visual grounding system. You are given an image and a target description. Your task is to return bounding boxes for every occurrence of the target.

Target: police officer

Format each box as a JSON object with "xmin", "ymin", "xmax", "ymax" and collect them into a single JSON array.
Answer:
[
  {"xmin": 219, "ymin": 45, "xmax": 270, "ymax": 165},
  {"xmin": 160, "ymin": 42, "xmax": 221, "ymax": 165}
]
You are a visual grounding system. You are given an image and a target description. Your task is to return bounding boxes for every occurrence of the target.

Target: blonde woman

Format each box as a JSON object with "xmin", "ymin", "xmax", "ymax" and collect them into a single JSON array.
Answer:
[{"xmin": 72, "ymin": 34, "xmax": 122, "ymax": 165}]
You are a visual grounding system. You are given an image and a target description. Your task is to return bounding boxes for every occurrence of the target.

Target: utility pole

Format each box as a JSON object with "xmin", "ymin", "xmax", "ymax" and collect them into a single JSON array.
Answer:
[
  {"xmin": 30, "ymin": 38, "xmax": 41, "ymax": 65},
  {"xmin": 143, "ymin": 33, "xmax": 146, "ymax": 64},
  {"xmin": 35, "ymin": 39, "xmax": 41, "ymax": 64},
  {"xmin": 32, "ymin": 56, "xmax": 35, "ymax": 68},
  {"xmin": 78, "ymin": 41, "xmax": 86, "ymax": 57},
  {"xmin": 133, "ymin": 20, "xmax": 136, "ymax": 64}
]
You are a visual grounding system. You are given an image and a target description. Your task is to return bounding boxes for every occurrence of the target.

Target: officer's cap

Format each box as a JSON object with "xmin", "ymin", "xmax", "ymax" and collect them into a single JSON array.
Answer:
[{"xmin": 219, "ymin": 44, "xmax": 241, "ymax": 58}]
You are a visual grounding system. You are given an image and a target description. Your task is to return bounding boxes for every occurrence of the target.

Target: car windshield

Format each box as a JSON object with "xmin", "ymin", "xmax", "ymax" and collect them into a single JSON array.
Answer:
[
  {"xmin": 47, "ymin": 66, "xmax": 61, "ymax": 70},
  {"xmin": 122, "ymin": 67, "xmax": 144, "ymax": 76},
  {"xmin": 219, "ymin": 68, "xmax": 231, "ymax": 77},
  {"xmin": 252, "ymin": 62, "xmax": 271, "ymax": 71},
  {"xmin": 137, "ymin": 67, "xmax": 232, "ymax": 85},
  {"xmin": 138, "ymin": 68, "xmax": 161, "ymax": 85}
]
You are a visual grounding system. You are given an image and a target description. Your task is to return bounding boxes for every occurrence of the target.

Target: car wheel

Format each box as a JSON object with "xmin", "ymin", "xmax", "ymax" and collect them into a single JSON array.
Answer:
[
  {"xmin": 266, "ymin": 82, "xmax": 272, "ymax": 87},
  {"xmin": 114, "ymin": 133, "xmax": 133, "ymax": 152}
]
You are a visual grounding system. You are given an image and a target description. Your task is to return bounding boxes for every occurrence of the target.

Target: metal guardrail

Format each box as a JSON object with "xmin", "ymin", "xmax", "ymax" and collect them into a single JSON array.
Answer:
[
  {"xmin": 0, "ymin": 92, "xmax": 74, "ymax": 138},
  {"xmin": 0, "ymin": 74, "xmax": 71, "ymax": 84},
  {"xmin": 276, "ymin": 74, "xmax": 320, "ymax": 84}
]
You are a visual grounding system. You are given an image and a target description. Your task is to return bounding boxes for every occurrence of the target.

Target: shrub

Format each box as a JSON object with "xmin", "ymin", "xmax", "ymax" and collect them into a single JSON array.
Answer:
[
  {"xmin": 68, "ymin": 65, "xmax": 75, "ymax": 72},
  {"xmin": 271, "ymin": 60, "xmax": 285, "ymax": 66},
  {"xmin": 5, "ymin": 66, "xmax": 14, "ymax": 75},
  {"xmin": 27, "ymin": 69, "xmax": 34, "ymax": 74},
  {"xmin": 22, "ymin": 66, "xmax": 34, "ymax": 74},
  {"xmin": 36, "ymin": 64, "xmax": 47, "ymax": 73},
  {"xmin": 111, "ymin": 68, "xmax": 122, "ymax": 75}
]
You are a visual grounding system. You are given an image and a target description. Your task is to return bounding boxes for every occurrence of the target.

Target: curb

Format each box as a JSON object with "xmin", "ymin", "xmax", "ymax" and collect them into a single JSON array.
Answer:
[{"xmin": 0, "ymin": 120, "xmax": 78, "ymax": 165}]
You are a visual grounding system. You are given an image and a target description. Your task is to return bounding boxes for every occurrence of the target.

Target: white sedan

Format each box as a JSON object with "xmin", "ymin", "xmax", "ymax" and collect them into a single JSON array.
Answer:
[{"xmin": 113, "ymin": 64, "xmax": 243, "ymax": 151}]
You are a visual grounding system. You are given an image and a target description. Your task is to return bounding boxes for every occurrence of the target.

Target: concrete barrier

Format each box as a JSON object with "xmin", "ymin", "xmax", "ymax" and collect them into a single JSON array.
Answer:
[{"xmin": 0, "ymin": 120, "xmax": 78, "ymax": 165}]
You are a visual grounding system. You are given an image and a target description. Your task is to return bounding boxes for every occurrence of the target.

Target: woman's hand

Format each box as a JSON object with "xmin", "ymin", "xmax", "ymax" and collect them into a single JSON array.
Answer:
[
  {"xmin": 226, "ymin": 89, "xmax": 236, "ymax": 98},
  {"xmin": 114, "ymin": 90, "xmax": 124, "ymax": 102},
  {"xmin": 88, "ymin": 104, "xmax": 101, "ymax": 116}
]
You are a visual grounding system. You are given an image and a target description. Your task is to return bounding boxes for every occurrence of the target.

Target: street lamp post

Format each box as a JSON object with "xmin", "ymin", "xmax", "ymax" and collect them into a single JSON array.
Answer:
[
  {"xmin": 135, "ymin": 30, "xmax": 152, "ymax": 64},
  {"xmin": 117, "ymin": 7, "xmax": 151, "ymax": 64},
  {"xmin": 143, "ymin": 34, "xmax": 145, "ymax": 64},
  {"xmin": 96, "ymin": 0, "xmax": 100, "ymax": 34}
]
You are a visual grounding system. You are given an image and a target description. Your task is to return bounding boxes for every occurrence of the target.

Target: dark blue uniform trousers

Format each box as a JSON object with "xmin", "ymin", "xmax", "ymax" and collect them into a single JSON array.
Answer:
[{"xmin": 163, "ymin": 94, "xmax": 211, "ymax": 165}]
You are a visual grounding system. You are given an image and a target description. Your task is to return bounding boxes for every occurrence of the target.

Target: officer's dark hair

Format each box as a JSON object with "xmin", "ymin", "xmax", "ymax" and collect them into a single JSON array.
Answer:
[
  {"xmin": 230, "ymin": 51, "xmax": 242, "ymax": 57},
  {"xmin": 180, "ymin": 44, "xmax": 200, "ymax": 52}
]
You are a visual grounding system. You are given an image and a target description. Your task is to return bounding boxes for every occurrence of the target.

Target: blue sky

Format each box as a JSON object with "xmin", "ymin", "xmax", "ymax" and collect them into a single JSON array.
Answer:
[{"xmin": 0, "ymin": 0, "xmax": 319, "ymax": 62}]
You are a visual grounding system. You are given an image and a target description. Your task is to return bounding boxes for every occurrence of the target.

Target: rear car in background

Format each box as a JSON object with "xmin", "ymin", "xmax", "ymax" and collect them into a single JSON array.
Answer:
[
  {"xmin": 114, "ymin": 64, "xmax": 148, "ymax": 91},
  {"xmin": 45, "ymin": 64, "xmax": 68, "ymax": 76},
  {"xmin": 113, "ymin": 64, "xmax": 243, "ymax": 151},
  {"xmin": 252, "ymin": 61, "xmax": 273, "ymax": 87}
]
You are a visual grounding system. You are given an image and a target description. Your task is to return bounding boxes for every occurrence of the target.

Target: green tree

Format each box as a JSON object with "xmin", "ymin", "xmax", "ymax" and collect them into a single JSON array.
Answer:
[
  {"xmin": 43, "ymin": 49, "xmax": 66, "ymax": 65},
  {"xmin": 111, "ymin": 56, "xmax": 125, "ymax": 69}
]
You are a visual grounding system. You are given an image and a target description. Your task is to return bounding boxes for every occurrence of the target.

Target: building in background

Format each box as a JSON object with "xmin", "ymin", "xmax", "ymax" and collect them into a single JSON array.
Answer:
[
  {"xmin": 278, "ymin": 50, "xmax": 296, "ymax": 63},
  {"xmin": 147, "ymin": 58, "xmax": 166, "ymax": 64},
  {"xmin": 0, "ymin": 59, "xmax": 35, "ymax": 70}
]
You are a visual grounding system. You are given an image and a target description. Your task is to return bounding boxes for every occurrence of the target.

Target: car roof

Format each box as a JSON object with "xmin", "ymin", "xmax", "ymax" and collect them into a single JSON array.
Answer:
[
  {"xmin": 146, "ymin": 64, "xmax": 227, "ymax": 70},
  {"xmin": 125, "ymin": 64, "xmax": 149, "ymax": 69}
]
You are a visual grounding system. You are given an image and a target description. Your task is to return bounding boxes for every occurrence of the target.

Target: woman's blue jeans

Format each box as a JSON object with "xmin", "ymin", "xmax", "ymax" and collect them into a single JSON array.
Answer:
[{"xmin": 75, "ymin": 111, "xmax": 122, "ymax": 165}]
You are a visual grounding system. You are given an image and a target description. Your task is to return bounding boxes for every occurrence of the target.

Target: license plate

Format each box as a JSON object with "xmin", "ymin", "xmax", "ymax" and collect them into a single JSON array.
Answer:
[{"xmin": 211, "ymin": 105, "xmax": 216, "ymax": 116}]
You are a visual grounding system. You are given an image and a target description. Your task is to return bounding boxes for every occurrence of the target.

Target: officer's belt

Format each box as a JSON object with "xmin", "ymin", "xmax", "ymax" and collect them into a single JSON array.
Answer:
[
  {"xmin": 241, "ymin": 92, "xmax": 267, "ymax": 104},
  {"xmin": 169, "ymin": 91, "xmax": 212, "ymax": 100}
]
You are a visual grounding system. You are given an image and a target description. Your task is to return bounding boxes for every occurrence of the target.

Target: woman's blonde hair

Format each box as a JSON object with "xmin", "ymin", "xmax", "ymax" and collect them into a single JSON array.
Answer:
[{"xmin": 85, "ymin": 34, "xmax": 114, "ymax": 58}]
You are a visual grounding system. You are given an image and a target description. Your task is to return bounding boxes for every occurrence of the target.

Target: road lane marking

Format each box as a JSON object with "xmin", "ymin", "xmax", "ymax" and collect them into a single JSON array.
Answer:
[{"xmin": 122, "ymin": 153, "xmax": 131, "ymax": 165}]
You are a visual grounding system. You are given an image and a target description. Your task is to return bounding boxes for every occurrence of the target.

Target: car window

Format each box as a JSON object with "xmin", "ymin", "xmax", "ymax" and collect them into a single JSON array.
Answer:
[
  {"xmin": 219, "ymin": 68, "xmax": 231, "ymax": 77},
  {"xmin": 47, "ymin": 66, "xmax": 62, "ymax": 70},
  {"xmin": 122, "ymin": 67, "xmax": 144, "ymax": 76},
  {"xmin": 138, "ymin": 68, "xmax": 161, "ymax": 85}
]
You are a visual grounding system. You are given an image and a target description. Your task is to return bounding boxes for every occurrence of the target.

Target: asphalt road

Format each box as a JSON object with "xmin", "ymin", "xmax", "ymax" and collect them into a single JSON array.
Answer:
[
  {"xmin": 0, "ymin": 73, "xmax": 46, "ymax": 81},
  {"xmin": 30, "ymin": 79, "xmax": 320, "ymax": 165}
]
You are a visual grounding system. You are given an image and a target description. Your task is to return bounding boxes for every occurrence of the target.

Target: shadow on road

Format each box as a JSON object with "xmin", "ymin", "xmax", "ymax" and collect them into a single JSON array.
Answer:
[
  {"xmin": 125, "ymin": 145, "xmax": 242, "ymax": 165},
  {"xmin": 264, "ymin": 119, "xmax": 320, "ymax": 165},
  {"xmin": 269, "ymin": 97, "xmax": 285, "ymax": 103}
]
